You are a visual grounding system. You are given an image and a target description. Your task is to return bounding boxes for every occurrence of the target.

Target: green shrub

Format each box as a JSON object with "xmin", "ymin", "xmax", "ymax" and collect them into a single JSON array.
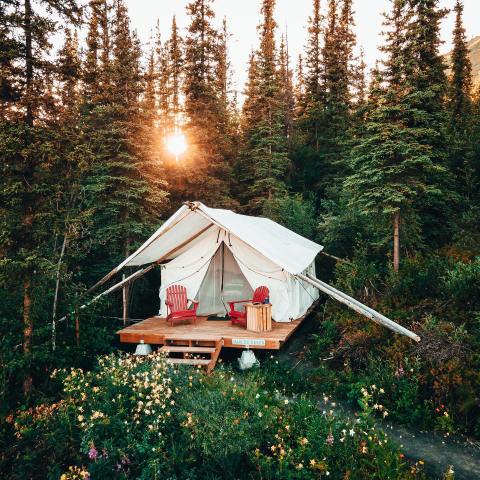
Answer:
[
  {"xmin": 2, "ymin": 353, "xmax": 425, "ymax": 479},
  {"xmin": 444, "ymin": 256, "xmax": 480, "ymax": 310}
]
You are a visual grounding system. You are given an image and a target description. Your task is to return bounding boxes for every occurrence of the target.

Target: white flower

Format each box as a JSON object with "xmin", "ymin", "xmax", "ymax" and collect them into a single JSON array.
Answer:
[{"xmin": 349, "ymin": 429, "xmax": 355, "ymax": 437}]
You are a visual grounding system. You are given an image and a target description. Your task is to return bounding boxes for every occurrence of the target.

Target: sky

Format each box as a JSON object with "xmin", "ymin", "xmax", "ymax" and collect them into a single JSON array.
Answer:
[{"xmin": 125, "ymin": 0, "xmax": 480, "ymax": 93}]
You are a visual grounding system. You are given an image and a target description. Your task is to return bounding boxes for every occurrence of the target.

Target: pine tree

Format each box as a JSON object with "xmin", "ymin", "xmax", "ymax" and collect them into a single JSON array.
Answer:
[
  {"xmin": 447, "ymin": 0, "xmax": 473, "ymax": 178},
  {"xmin": 278, "ymin": 34, "xmax": 295, "ymax": 143},
  {"xmin": 0, "ymin": 0, "xmax": 80, "ymax": 395},
  {"xmin": 181, "ymin": 0, "xmax": 233, "ymax": 206},
  {"xmin": 241, "ymin": 0, "xmax": 290, "ymax": 212},
  {"xmin": 81, "ymin": 0, "xmax": 167, "ymax": 276},
  {"xmin": 303, "ymin": 0, "xmax": 323, "ymax": 118},
  {"xmin": 344, "ymin": 0, "xmax": 446, "ymax": 272}
]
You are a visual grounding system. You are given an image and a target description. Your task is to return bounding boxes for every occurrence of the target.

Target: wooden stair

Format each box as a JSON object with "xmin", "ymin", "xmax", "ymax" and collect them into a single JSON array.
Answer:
[{"xmin": 160, "ymin": 338, "xmax": 223, "ymax": 374}]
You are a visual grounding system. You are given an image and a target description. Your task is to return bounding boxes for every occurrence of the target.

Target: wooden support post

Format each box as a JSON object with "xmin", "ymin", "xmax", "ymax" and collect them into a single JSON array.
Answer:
[{"xmin": 122, "ymin": 273, "xmax": 129, "ymax": 326}]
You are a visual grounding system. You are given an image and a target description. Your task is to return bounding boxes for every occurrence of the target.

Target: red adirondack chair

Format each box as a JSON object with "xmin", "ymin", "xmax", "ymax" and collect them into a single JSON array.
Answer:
[
  {"xmin": 165, "ymin": 284, "xmax": 199, "ymax": 326},
  {"xmin": 228, "ymin": 286, "xmax": 269, "ymax": 328}
]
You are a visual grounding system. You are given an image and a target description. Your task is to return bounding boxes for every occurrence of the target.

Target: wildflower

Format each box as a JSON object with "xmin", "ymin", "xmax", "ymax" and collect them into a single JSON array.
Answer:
[
  {"xmin": 371, "ymin": 384, "xmax": 377, "ymax": 390},
  {"xmin": 383, "ymin": 411, "xmax": 389, "ymax": 418},
  {"xmin": 310, "ymin": 459, "xmax": 316, "ymax": 466},
  {"xmin": 78, "ymin": 415, "xmax": 84, "ymax": 422},
  {"xmin": 255, "ymin": 393, "xmax": 260, "ymax": 399},
  {"xmin": 299, "ymin": 437, "xmax": 309, "ymax": 446},
  {"xmin": 297, "ymin": 463, "xmax": 304, "ymax": 470},
  {"xmin": 349, "ymin": 428, "xmax": 355, "ymax": 436},
  {"xmin": 284, "ymin": 399, "xmax": 289, "ymax": 405},
  {"xmin": 88, "ymin": 447, "xmax": 98, "ymax": 460},
  {"xmin": 444, "ymin": 411, "xmax": 449, "ymax": 417},
  {"xmin": 326, "ymin": 432, "xmax": 334, "ymax": 445},
  {"xmin": 379, "ymin": 388, "xmax": 385, "ymax": 394},
  {"xmin": 258, "ymin": 412, "xmax": 263, "ymax": 417}
]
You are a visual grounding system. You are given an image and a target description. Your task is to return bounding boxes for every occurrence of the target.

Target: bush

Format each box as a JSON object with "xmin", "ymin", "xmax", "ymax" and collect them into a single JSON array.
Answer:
[
  {"xmin": 1, "ymin": 352, "xmax": 425, "ymax": 479},
  {"xmin": 444, "ymin": 256, "xmax": 480, "ymax": 310}
]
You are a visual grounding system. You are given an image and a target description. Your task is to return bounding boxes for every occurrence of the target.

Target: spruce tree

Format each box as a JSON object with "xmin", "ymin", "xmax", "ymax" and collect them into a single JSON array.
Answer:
[
  {"xmin": 81, "ymin": 0, "xmax": 167, "ymax": 277},
  {"xmin": 0, "ymin": 0, "xmax": 80, "ymax": 395},
  {"xmin": 448, "ymin": 0, "xmax": 473, "ymax": 178},
  {"xmin": 241, "ymin": 0, "xmax": 290, "ymax": 212},
  {"xmin": 182, "ymin": 0, "xmax": 233, "ymax": 207},
  {"xmin": 344, "ymin": 0, "xmax": 445, "ymax": 272}
]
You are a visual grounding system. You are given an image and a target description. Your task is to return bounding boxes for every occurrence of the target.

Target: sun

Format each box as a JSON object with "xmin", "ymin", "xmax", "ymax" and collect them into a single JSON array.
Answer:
[{"xmin": 165, "ymin": 132, "xmax": 187, "ymax": 159}]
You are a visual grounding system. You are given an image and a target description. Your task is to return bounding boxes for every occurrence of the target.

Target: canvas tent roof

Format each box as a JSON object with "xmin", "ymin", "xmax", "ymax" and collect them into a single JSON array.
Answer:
[{"xmin": 120, "ymin": 202, "xmax": 323, "ymax": 274}]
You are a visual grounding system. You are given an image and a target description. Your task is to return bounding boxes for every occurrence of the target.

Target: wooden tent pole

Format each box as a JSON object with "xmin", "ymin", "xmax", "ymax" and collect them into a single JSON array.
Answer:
[
  {"xmin": 122, "ymin": 273, "xmax": 128, "ymax": 326},
  {"xmin": 57, "ymin": 264, "xmax": 157, "ymax": 324},
  {"xmin": 85, "ymin": 207, "xmax": 192, "ymax": 297},
  {"xmin": 296, "ymin": 273, "xmax": 420, "ymax": 342}
]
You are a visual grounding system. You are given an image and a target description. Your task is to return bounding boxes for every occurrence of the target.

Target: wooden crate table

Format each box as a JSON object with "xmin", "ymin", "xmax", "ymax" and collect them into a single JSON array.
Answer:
[{"xmin": 246, "ymin": 303, "xmax": 272, "ymax": 332}]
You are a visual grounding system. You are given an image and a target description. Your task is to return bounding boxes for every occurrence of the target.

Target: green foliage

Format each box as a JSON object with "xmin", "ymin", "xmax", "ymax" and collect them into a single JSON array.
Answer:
[
  {"xmin": 444, "ymin": 256, "xmax": 480, "ymax": 309},
  {"xmin": 262, "ymin": 194, "xmax": 316, "ymax": 239},
  {"xmin": 1, "ymin": 353, "xmax": 424, "ymax": 480}
]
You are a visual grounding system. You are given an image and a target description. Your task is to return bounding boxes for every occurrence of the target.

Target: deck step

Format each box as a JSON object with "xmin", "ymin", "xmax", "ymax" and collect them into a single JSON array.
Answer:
[
  {"xmin": 160, "ymin": 345, "xmax": 216, "ymax": 354},
  {"xmin": 166, "ymin": 358, "xmax": 211, "ymax": 366}
]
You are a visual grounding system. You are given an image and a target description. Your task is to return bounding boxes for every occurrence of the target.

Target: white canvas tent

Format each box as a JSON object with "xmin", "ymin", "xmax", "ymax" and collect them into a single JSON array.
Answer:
[
  {"xmin": 78, "ymin": 201, "xmax": 420, "ymax": 342},
  {"xmin": 119, "ymin": 202, "xmax": 322, "ymax": 322}
]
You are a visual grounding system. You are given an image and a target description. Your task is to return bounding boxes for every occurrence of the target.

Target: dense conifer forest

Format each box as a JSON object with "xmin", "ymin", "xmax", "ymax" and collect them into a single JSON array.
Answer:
[{"xmin": 1, "ymin": 0, "xmax": 479, "ymax": 478}]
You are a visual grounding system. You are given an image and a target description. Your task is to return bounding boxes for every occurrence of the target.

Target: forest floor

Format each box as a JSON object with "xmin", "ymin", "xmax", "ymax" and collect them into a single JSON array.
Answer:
[{"xmin": 274, "ymin": 314, "xmax": 480, "ymax": 480}]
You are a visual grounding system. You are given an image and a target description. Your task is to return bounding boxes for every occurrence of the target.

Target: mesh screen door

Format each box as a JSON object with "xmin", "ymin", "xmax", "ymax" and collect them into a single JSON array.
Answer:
[{"xmin": 196, "ymin": 242, "xmax": 253, "ymax": 316}]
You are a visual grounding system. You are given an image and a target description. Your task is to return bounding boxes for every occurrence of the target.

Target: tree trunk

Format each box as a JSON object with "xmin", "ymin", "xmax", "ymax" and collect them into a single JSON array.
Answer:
[
  {"xmin": 24, "ymin": 0, "xmax": 34, "ymax": 126},
  {"xmin": 22, "ymin": 0, "xmax": 35, "ymax": 398},
  {"xmin": 22, "ymin": 278, "xmax": 33, "ymax": 395},
  {"xmin": 393, "ymin": 210, "xmax": 400, "ymax": 273},
  {"xmin": 122, "ymin": 237, "xmax": 130, "ymax": 325},
  {"xmin": 52, "ymin": 233, "xmax": 68, "ymax": 351}
]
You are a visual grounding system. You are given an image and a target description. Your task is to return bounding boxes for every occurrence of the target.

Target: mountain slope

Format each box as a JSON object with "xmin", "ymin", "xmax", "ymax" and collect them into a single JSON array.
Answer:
[{"xmin": 444, "ymin": 35, "xmax": 480, "ymax": 86}]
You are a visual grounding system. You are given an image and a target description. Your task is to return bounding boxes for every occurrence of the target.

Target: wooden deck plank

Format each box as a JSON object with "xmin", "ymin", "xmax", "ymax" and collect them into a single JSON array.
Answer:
[{"xmin": 117, "ymin": 314, "xmax": 307, "ymax": 350}]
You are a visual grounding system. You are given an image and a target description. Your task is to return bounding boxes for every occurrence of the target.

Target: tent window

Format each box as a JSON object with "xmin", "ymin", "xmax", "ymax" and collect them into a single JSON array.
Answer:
[{"xmin": 196, "ymin": 242, "xmax": 253, "ymax": 316}]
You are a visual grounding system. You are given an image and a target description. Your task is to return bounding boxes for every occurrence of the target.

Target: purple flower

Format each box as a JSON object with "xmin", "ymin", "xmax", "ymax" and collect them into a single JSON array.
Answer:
[
  {"xmin": 326, "ymin": 432, "xmax": 334, "ymax": 445},
  {"xmin": 395, "ymin": 367, "xmax": 405, "ymax": 378},
  {"xmin": 88, "ymin": 447, "xmax": 98, "ymax": 460},
  {"xmin": 101, "ymin": 448, "xmax": 108, "ymax": 458}
]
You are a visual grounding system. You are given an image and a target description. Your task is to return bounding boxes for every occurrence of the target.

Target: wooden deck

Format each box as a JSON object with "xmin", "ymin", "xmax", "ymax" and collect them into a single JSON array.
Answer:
[{"xmin": 117, "ymin": 315, "xmax": 306, "ymax": 350}]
